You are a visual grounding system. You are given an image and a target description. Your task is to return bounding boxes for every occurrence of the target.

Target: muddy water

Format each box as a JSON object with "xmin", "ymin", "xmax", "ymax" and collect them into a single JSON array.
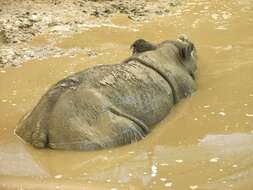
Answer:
[{"xmin": 1, "ymin": 0, "xmax": 253, "ymax": 189}]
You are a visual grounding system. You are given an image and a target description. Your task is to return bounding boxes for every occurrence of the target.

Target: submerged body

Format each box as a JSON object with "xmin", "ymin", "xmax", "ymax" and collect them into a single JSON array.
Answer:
[{"xmin": 15, "ymin": 36, "xmax": 197, "ymax": 151}]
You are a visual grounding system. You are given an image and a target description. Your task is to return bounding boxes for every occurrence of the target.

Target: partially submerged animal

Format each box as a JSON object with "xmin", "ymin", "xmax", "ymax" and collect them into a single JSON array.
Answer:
[{"xmin": 15, "ymin": 35, "xmax": 197, "ymax": 151}]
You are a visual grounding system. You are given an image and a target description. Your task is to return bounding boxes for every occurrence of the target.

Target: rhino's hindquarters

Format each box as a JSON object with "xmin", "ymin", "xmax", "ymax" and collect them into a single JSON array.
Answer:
[{"xmin": 15, "ymin": 89, "xmax": 148, "ymax": 151}]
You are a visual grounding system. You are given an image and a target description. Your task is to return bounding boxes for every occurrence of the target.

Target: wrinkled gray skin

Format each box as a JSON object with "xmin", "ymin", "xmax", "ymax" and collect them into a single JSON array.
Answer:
[{"xmin": 15, "ymin": 36, "xmax": 197, "ymax": 151}]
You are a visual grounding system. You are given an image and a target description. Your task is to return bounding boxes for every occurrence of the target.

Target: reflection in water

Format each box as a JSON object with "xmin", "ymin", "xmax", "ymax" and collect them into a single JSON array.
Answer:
[
  {"xmin": 0, "ymin": 139, "xmax": 48, "ymax": 177},
  {"xmin": 0, "ymin": 0, "xmax": 253, "ymax": 189}
]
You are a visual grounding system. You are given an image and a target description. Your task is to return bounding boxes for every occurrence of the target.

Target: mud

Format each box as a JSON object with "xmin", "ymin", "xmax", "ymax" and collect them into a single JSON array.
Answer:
[{"xmin": 0, "ymin": 0, "xmax": 181, "ymax": 67}]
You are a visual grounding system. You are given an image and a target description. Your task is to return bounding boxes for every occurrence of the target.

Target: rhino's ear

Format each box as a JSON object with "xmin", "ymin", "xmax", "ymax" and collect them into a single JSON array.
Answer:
[
  {"xmin": 130, "ymin": 39, "xmax": 157, "ymax": 54},
  {"xmin": 178, "ymin": 41, "xmax": 195, "ymax": 60},
  {"xmin": 177, "ymin": 34, "xmax": 196, "ymax": 60}
]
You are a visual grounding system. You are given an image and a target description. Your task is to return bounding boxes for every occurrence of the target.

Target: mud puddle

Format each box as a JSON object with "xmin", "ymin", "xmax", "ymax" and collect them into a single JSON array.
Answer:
[{"xmin": 0, "ymin": 0, "xmax": 253, "ymax": 189}]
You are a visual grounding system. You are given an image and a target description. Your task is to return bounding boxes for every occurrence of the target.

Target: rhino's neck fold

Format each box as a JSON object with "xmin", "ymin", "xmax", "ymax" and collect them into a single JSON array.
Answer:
[{"xmin": 124, "ymin": 56, "xmax": 180, "ymax": 105}]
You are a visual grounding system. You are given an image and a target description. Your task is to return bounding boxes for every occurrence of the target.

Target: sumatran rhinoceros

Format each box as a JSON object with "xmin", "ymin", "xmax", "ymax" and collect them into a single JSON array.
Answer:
[{"xmin": 15, "ymin": 35, "xmax": 197, "ymax": 151}]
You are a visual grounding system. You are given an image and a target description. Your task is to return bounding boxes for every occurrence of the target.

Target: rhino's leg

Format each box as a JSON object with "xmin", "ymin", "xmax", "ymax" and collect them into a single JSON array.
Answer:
[
  {"xmin": 92, "ymin": 110, "xmax": 148, "ymax": 149},
  {"xmin": 104, "ymin": 110, "xmax": 148, "ymax": 147}
]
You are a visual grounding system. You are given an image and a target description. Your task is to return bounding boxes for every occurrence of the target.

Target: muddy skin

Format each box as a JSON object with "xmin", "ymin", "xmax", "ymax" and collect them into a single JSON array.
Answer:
[{"xmin": 15, "ymin": 36, "xmax": 197, "ymax": 151}]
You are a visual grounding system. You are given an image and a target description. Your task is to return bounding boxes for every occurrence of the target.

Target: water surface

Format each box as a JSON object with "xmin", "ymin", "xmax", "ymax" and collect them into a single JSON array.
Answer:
[{"xmin": 0, "ymin": 0, "xmax": 253, "ymax": 189}]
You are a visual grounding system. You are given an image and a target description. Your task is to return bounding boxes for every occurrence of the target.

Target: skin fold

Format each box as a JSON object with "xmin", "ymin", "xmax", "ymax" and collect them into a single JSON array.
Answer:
[{"xmin": 15, "ymin": 36, "xmax": 197, "ymax": 151}]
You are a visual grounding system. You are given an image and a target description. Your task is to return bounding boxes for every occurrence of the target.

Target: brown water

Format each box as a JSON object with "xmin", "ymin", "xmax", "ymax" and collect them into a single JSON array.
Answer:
[{"xmin": 0, "ymin": 0, "xmax": 253, "ymax": 189}]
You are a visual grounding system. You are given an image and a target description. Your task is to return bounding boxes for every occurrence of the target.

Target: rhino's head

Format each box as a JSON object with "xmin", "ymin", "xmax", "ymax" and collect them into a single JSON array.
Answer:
[
  {"xmin": 160, "ymin": 34, "xmax": 197, "ymax": 79},
  {"xmin": 131, "ymin": 35, "xmax": 197, "ymax": 79}
]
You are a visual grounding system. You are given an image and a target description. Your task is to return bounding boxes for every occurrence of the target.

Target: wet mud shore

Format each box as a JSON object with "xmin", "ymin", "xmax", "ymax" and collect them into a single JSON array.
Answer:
[{"xmin": 0, "ymin": 0, "xmax": 181, "ymax": 67}]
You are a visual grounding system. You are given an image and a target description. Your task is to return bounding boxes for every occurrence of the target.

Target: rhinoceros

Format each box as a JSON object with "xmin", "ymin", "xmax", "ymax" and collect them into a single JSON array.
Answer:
[{"xmin": 15, "ymin": 35, "xmax": 197, "ymax": 151}]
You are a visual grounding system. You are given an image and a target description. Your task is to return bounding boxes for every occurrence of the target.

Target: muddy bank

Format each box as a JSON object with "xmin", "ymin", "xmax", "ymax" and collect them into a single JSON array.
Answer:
[{"xmin": 0, "ymin": 0, "xmax": 182, "ymax": 67}]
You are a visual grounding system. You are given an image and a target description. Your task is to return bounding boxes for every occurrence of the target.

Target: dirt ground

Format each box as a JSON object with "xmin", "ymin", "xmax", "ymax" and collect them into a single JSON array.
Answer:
[{"xmin": 0, "ymin": 0, "xmax": 182, "ymax": 67}]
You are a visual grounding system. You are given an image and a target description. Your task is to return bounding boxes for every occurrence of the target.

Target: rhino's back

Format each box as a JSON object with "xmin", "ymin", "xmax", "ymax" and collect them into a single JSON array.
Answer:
[{"xmin": 54, "ymin": 61, "xmax": 174, "ymax": 127}]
